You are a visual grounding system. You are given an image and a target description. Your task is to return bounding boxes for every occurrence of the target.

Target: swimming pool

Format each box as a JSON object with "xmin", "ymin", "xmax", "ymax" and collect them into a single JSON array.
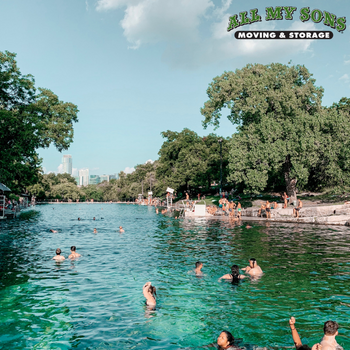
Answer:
[{"xmin": 0, "ymin": 204, "xmax": 349, "ymax": 349}]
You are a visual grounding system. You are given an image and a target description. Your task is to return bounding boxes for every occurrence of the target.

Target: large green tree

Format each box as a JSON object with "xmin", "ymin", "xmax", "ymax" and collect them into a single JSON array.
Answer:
[
  {"xmin": 200, "ymin": 63, "xmax": 350, "ymax": 199},
  {"xmin": 0, "ymin": 51, "xmax": 79, "ymax": 193}
]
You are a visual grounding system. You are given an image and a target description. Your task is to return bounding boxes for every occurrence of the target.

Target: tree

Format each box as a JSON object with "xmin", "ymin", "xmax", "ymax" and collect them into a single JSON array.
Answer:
[
  {"xmin": 200, "ymin": 63, "xmax": 334, "ymax": 199},
  {"xmin": 0, "ymin": 51, "xmax": 79, "ymax": 193},
  {"xmin": 157, "ymin": 128, "xmax": 230, "ymax": 195}
]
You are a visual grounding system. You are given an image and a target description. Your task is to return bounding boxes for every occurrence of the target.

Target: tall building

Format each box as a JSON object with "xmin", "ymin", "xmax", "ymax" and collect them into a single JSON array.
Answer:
[
  {"xmin": 79, "ymin": 168, "xmax": 89, "ymax": 186},
  {"xmin": 62, "ymin": 155, "xmax": 72, "ymax": 175},
  {"xmin": 109, "ymin": 173, "xmax": 119, "ymax": 180},
  {"xmin": 100, "ymin": 174, "xmax": 110, "ymax": 183},
  {"xmin": 89, "ymin": 175, "xmax": 100, "ymax": 185}
]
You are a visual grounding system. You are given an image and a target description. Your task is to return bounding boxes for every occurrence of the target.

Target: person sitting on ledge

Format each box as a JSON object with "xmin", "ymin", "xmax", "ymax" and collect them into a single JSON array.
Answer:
[
  {"xmin": 293, "ymin": 199, "xmax": 303, "ymax": 218},
  {"xmin": 52, "ymin": 248, "xmax": 65, "ymax": 261},
  {"xmin": 242, "ymin": 258, "xmax": 263, "ymax": 276},
  {"xmin": 289, "ymin": 316, "xmax": 322, "ymax": 350},
  {"xmin": 258, "ymin": 203, "xmax": 266, "ymax": 217}
]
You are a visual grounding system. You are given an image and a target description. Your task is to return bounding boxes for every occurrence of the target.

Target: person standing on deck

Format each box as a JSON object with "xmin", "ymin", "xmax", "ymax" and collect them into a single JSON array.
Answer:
[
  {"xmin": 293, "ymin": 199, "xmax": 303, "ymax": 218},
  {"xmin": 265, "ymin": 201, "xmax": 271, "ymax": 219}
]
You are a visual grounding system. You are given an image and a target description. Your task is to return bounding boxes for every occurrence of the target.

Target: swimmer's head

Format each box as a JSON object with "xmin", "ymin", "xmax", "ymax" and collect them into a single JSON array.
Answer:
[
  {"xmin": 324, "ymin": 321, "xmax": 339, "ymax": 336},
  {"xmin": 217, "ymin": 331, "xmax": 234, "ymax": 347},
  {"xmin": 195, "ymin": 261, "xmax": 203, "ymax": 269},
  {"xmin": 56, "ymin": 248, "xmax": 61, "ymax": 255},
  {"xmin": 231, "ymin": 265, "xmax": 239, "ymax": 276},
  {"xmin": 249, "ymin": 258, "xmax": 256, "ymax": 268},
  {"xmin": 119, "ymin": 226, "xmax": 123, "ymax": 229},
  {"xmin": 93, "ymin": 217, "xmax": 95, "ymax": 220},
  {"xmin": 78, "ymin": 218, "xmax": 80, "ymax": 221},
  {"xmin": 149, "ymin": 285, "xmax": 157, "ymax": 298},
  {"xmin": 71, "ymin": 246, "xmax": 76, "ymax": 252},
  {"xmin": 297, "ymin": 346, "xmax": 312, "ymax": 350}
]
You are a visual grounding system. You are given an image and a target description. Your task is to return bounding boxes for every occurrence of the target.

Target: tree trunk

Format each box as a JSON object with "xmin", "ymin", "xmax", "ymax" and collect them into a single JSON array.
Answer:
[{"xmin": 284, "ymin": 155, "xmax": 297, "ymax": 202}]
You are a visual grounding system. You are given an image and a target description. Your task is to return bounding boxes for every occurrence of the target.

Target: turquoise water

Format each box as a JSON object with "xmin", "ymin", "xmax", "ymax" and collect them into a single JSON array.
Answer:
[{"xmin": 0, "ymin": 204, "xmax": 350, "ymax": 349}]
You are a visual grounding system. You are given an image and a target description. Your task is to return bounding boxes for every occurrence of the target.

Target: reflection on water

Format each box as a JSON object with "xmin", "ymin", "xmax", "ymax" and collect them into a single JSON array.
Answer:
[{"xmin": 0, "ymin": 204, "xmax": 350, "ymax": 349}]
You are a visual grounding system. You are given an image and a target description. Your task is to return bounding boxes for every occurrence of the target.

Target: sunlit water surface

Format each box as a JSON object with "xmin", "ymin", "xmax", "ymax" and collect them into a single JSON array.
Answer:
[{"xmin": 0, "ymin": 204, "xmax": 350, "ymax": 349}]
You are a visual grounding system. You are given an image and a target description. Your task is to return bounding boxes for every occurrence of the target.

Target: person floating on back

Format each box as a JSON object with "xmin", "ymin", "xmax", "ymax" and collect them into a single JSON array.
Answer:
[
  {"xmin": 68, "ymin": 246, "xmax": 81, "ymax": 259},
  {"xmin": 52, "ymin": 248, "xmax": 65, "ymax": 261},
  {"xmin": 242, "ymin": 258, "xmax": 263, "ymax": 276},
  {"xmin": 219, "ymin": 265, "xmax": 246, "ymax": 281},
  {"xmin": 143, "ymin": 281, "xmax": 156, "ymax": 307},
  {"xmin": 194, "ymin": 261, "xmax": 203, "ymax": 276}
]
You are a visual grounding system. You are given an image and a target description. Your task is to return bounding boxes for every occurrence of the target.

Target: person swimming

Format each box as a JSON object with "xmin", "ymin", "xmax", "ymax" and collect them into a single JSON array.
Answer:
[
  {"xmin": 217, "ymin": 331, "xmax": 240, "ymax": 349},
  {"xmin": 50, "ymin": 229, "xmax": 58, "ymax": 233},
  {"xmin": 320, "ymin": 321, "xmax": 343, "ymax": 350},
  {"xmin": 219, "ymin": 265, "xmax": 246, "ymax": 281},
  {"xmin": 194, "ymin": 261, "xmax": 203, "ymax": 275},
  {"xmin": 93, "ymin": 228, "xmax": 97, "ymax": 234},
  {"xmin": 242, "ymin": 258, "xmax": 263, "ymax": 276},
  {"xmin": 52, "ymin": 248, "xmax": 65, "ymax": 261},
  {"xmin": 78, "ymin": 217, "xmax": 81, "ymax": 221},
  {"xmin": 119, "ymin": 226, "xmax": 124, "ymax": 233},
  {"xmin": 68, "ymin": 246, "xmax": 81, "ymax": 259},
  {"xmin": 289, "ymin": 317, "xmax": 322, "ymax": 350},
  {"xmin": 142, "ymin": 281, "xmax": 157, "ymax": 307}
]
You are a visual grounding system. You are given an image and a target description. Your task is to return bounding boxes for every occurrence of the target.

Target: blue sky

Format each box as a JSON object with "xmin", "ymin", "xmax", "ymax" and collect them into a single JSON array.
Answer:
[{"xmin": 0, "ymin": 0, "xmax": 349, "ymax": 175}]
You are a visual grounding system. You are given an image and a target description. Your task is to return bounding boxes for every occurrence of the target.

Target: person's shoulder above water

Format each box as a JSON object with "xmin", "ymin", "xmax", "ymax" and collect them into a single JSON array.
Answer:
[
  {"xmin": 52, "ymin": 248, "xmax": 65, "ymax": 261},
  {"xmin": 68, "ymin": 246, "xmax": 81, "ymax": 259}
]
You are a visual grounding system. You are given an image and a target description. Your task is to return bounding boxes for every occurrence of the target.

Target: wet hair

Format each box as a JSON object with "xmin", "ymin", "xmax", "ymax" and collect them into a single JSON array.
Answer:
[
  {"xmin": 149, "ymin": 285, "xmax": 157, "ymax": 299},
  {"xmin": 297, "ymin": 345, "xmax": 311, "ymax": 350},
  {"xmin": 195, "ymin": 261, "xmax": 202, "ymax": 268},
  {"xmin": 221, "ymin": 331, "xmax": 234, "ymax": 345},
  {"xmin": 324, "ymin": 320, "xmax": 339, "ymax": 335},
  {"xmin": 56, "ymin": 248, "xmax": 61, "ymax": 255},
  {"xmin": 230, "ymin": 265, "xmax": 240, "ymax": 277},
  {"xmin": 71, "ymin": 246, "xmax": 76, "ymax": 252},
  {"xmin": 249, "ymin": 258, "xmax": 256, "ymax": 267}
]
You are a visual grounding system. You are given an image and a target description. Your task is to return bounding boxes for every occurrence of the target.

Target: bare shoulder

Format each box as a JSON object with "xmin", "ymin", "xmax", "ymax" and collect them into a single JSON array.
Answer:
[{"xmin": 220, "ymin": 274, "xmax": 232, "ymax": 280}]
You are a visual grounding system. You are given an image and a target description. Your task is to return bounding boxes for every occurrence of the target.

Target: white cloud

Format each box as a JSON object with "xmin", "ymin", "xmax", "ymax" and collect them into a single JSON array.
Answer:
[
  {"xmin": 344, "ymin": 60, "xmax": 350, "ymax": 65},
  {"xmin": 339, "ymin": 74, "xmax": 350, "ymax": 83},
  {"xmin": 144, "ymin": 159, "xmax": 154, "ymax": 164},
  {"xmin": 95, "ymin": 1, "xmax": 318, "ymax": 69},
  {"xmin": 57, "ymin": 164, "xmax": 63, "ymax": 173},
  {"xmin": 124, "ymin": 166, "xmax": 135, "ymax": 174}
]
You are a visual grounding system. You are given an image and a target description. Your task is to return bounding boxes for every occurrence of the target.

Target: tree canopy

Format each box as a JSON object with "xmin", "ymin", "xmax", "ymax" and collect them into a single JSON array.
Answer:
[
  {"xmin": 0, "ymin": 51, "xmax": 79, "ymax": 193},
  {"xmin": 201, "ymin": 63, "xmax": 350, "ymax": 198}
]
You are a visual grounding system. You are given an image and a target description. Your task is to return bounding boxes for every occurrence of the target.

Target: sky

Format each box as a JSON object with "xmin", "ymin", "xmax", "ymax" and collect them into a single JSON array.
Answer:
[{"xmin": 0, "ymin": 0, "xmax": 349, "ymax": 176}]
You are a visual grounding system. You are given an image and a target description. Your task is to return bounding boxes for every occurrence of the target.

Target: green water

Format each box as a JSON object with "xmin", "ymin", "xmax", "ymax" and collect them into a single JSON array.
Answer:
[{"xmin": 0, "ymin": 204, "xmax": 349, "ymax": 349}]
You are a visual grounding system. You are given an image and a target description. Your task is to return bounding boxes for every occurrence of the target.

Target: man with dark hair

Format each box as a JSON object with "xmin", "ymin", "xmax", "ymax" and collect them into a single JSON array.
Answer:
[
  {"xmin": 52, "ymin": 248, "xmax": 65, "ymax": 261},
  {"xmin": 320, "ymin": 321, "xmax": 342, "ymax": 350},
  {"xmin": 195, "ymin": 261, "xmax": 203, "ymax": 275},
  {"xmin": 68, "ymin": 246, "xmax": 81, "ymax": 259},
  {"xmin": 242, "ymin": 258, "xmax": 263, "ymax": 276}
]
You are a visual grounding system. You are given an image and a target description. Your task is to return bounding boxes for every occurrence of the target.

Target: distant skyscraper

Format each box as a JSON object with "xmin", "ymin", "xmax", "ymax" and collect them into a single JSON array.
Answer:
[
  {"xmin": 100, "ymin": 174, "xmax": 110, "ymax": 183},
  {"xmin": 79, "ymin": 168, "xmax": 89, "ymax": 186},
  {"xmin": 62, "ymin": 155, "xmax": 72, "ymax": 175},
  {"xmin": 89, "ymin": 175, "xmax": 100, "ymax": 185},
  {"xmin": 109, "ymin": 173, "xmax": 119, "ymax": 180}
]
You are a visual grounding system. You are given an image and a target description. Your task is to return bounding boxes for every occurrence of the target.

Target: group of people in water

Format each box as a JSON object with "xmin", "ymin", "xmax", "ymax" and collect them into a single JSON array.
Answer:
[{"xmin": 49, "ymin": 208, "xmax": 342, "ymax": 350}]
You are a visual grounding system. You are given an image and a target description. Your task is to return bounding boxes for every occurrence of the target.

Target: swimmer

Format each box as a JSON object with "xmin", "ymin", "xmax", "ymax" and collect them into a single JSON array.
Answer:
[
  {"xmin": 68, "ymin": 246, "xmax": 81, "ymax": 259},
  {"xmin": 320, "ymin": 321, "xmax": 342, "ymax": 350},
  {"xmin": 246, "ymin": 225, "xmax": 252, "ymax": 229},
  {"xmin": 143, "ymin": 281, "xmax": 156, "ymax": 306},
  {"xmin": 50, "ymin": 229, "xmax": 58, "ymax": 233},
  {"xmin": 156, "ymin": 208, "xmax": 159, "ymax": 214},
  {"xmin": 217, "ymin": 331, "xmax": 237, "ymax": 350},
  {"xmin": 219, "ymin": 265, "xmax": 245, "ymax": 281},
  {"xmin": 93, "ymin": 217, "xmax": 96, "ymax": 220},
  {"xmin": 194, "ymin": 261, "xmax": 203, "ymax": 275},
  {"xmin": 78, "ymin": 217, "xmax": 81, "ymax": 221},
  {"xmin": 289, "ymin": 317, "xmax": 323, "ymax": 350},
  {"xmin": 119, "ymin": 226, "xmax": 124, "ymax": 233},
  {"xmin": 242, "ymin": 258, "xmax": 263, "ymax": 276},
  {"xmin": 52, "ymin": 248, "xmax": 65, "ymax": 261},
  {"xmin": 93, "ymin": 228, "xmax": 97, "ymax": 234}
]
